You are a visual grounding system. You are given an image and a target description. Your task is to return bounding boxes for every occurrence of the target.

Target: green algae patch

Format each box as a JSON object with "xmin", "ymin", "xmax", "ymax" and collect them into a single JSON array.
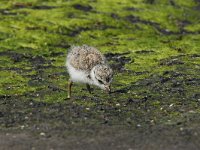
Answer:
[{"xmin": 0, "ymin": 70, "xmax": 35, "ymax": 95}]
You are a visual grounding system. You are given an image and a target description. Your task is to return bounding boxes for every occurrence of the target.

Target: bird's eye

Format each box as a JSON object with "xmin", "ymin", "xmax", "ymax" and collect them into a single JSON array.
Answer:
[
  {"xmin": 106, "ymin": 77, "xmax": 110, "ymax": 83},
  {"xmin": 98, "ymin": 80, "xmax": 103, "ymax": 84}
]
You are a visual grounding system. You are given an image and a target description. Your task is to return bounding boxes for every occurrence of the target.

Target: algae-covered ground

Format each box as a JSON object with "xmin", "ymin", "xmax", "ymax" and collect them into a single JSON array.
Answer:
[{"xmin": 0, "ymin": 0, "xmax": 200, "ymax": 149}]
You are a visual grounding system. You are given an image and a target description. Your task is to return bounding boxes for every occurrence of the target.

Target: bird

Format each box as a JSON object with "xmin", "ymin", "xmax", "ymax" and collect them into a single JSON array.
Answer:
[{"xmin": 66, "ymin": 45, "xmax": 113, "ymax": 98}]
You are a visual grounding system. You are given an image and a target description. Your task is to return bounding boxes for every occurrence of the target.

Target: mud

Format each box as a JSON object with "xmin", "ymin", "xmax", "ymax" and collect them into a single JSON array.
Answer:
[
  {"xmin": 1, "ymin": 56, "xmax": 200, "ymax": 149},
  {"xmin": 0, "ymin": 9, "xmax": 17, "ymax": 16},
  {"xmin": 126, "ymin": 15, "xmax": 176, "ymax": 35},
  {"xmin": 72, "ymin": 4, "xmax": 93, "ymax": 12},
  {"xmin": 32, "ymin": 5, "xmax": 59, "ymax": 10},
  {"xmin": 105, "ymin": 52, "xmax": 132, "ymax": 72},
  {"xmin": 126, "ymin": 15, "xmax": 200, "ymax": 35},
  {"xmin": 1, "ymin": 64, "xmax": 200, "ymax": 150}
]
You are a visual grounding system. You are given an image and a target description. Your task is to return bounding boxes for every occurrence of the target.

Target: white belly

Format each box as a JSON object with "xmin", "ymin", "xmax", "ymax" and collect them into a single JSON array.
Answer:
[{"xmin": 67, "ymin": 63, "xmax": 91, "ymax": 84}]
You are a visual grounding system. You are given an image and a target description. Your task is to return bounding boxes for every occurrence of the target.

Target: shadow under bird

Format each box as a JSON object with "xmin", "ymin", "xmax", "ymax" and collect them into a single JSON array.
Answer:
[{"xmin": 66, "ymin": 45, "xmax": 113, "ymax": 98}]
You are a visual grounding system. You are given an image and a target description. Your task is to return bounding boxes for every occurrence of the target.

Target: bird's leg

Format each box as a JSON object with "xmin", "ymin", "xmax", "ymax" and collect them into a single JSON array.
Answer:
[
  {"xmin": 86, "ymin": 84, "xmax": 92, "ymax": 94},
  {"xmin": 68, "ymin": 80, "xmax": 73, "ymax": 98}
]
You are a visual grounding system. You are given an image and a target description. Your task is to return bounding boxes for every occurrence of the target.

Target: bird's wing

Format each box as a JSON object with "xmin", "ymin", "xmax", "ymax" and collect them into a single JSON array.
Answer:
[{"xmin": 68, "ymin": 46, "xmax": 105, "ymax": 71}]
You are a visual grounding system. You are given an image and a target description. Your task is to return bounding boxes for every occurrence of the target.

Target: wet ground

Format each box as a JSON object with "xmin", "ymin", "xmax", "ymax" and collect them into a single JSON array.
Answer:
[{"xmin": 0, "ymin": 0, "xmax": 200, "ymax": 150}]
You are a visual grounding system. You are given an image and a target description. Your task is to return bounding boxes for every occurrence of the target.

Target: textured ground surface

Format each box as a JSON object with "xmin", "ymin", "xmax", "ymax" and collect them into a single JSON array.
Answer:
[{"xmin": 0, "ymin": 0, "xmax": 200, "ymax": 150}]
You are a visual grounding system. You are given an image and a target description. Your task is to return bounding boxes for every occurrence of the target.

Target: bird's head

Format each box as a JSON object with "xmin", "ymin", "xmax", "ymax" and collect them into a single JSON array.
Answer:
[{"xmin": 90, "ymin": 64, "xmax": 113, "ymax": 93}]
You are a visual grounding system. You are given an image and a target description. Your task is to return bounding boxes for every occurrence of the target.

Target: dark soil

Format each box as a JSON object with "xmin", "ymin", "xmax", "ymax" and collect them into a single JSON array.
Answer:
[
  {"xmin": 1, "ymin": 52, "xmax": 200, "ymax": 150},
  {"xmin": 72, "ymin": 4, "xmax": 93, "ymax": 12},
  {"xmin": 105, "ymin": 52, "xmax": 132, "ymax": 72}
]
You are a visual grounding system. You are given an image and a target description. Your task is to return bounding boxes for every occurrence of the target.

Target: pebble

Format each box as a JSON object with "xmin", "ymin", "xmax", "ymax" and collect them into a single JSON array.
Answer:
[
  {"xmin": 189, "ymin": 110, "xmax": 195, "ymax": 113},
  {"xmin": 20, "ymin": 125, "xmax": 25, "ymax": 129},
  {"xmin": 116, "ymin": 103, "xmax": 120, "ymax": 106},
  {"xmin": 40, "ymin": 132, "xmax": 46, "ymax": 136},
  {"xmin": 194, "ymin": 132, "xmax": 198, "ymax": 136},
  {"xmin": 180, "ymin": 127, "xmax": 184, "ymax": 131}
]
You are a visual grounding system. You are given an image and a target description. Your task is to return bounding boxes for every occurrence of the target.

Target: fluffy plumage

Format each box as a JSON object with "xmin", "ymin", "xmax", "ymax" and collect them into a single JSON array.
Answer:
[{"xmin": 66, "ymin": 45, "xmax": 113, "ymax": 98}]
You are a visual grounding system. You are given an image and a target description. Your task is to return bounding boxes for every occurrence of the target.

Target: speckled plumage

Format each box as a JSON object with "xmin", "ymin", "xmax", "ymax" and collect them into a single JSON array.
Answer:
[
  {"xmin": 67, "ymin": 45, "xmax": 105, "ymax": 72},
  {"xmin": 66, "ymin": 45, "xmax": 113, "ymax": 98}
]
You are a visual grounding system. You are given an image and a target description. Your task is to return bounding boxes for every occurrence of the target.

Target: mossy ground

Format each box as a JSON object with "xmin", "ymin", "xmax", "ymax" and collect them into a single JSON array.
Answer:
[{"xmin": 0, "ymin": 0, "xmax": 200, "ymax": 149}]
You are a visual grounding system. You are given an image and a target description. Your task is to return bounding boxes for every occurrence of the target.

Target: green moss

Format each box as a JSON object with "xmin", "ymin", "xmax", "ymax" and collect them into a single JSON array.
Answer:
[
  {"xmin": 0, "ymin": 71, "xmax": 35, "ymax": 95},
  {"xmin": 0, "ymin": 0, "xmax": 200, "ymax": 130}
]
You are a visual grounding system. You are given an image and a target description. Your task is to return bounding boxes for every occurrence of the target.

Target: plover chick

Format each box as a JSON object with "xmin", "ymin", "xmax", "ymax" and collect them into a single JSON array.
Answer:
[{"xmin": 66, "ymin": 45, "xmax": 113, "ymax": 98}]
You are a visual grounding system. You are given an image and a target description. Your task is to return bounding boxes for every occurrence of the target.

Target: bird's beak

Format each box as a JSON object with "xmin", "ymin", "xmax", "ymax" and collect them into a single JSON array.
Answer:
[{"xmin": 105, "ymin": 85, "xmax": 111, "ymax": 94}]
